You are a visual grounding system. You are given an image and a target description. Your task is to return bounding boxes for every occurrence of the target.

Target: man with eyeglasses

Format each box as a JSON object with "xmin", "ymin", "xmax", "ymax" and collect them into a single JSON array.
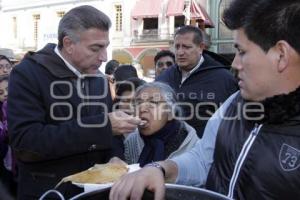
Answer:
[
  {"xmin": 156, "ymin": 25, "xmax": 238, "ymax": 138},
  {"xmin": 0, "ymin": 55, "xmax": 13, "ymax": 76},
  {"xmin": 154, "ymin": 50, "xmax": 175, "ymax": 77}
]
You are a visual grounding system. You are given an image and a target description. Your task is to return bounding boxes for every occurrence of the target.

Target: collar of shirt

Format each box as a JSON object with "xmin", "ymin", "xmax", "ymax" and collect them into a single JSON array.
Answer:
[
  {"xmin": 54, "ymin": 45, "xmax": 82, "ymax": 78},
  {"xmin": 181, "ymin": 55, "xmax": 204, "ymax": 84}
]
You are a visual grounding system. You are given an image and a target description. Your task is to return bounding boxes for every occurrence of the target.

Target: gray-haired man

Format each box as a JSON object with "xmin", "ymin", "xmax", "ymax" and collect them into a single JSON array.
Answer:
[{"xmin": 8, "ymin": 5, "xmax": 140, "ymax": 199}]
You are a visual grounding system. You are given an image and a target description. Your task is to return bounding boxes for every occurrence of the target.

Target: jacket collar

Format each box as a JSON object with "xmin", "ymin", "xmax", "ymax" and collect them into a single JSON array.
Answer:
[
  {"xmin": 25, "ymin": 43, "xmax": 77, "ymax": 79},
  {"xmin": 54, "ymin": 46, "xmax": 82, "ymax": 78},
  {"xmin": 175, "ymin": 52, "xmax": 230, "ymax": 75},
  {"xmin": 261, "ymin": 86, "xmax": 300, "ymax": 124}
]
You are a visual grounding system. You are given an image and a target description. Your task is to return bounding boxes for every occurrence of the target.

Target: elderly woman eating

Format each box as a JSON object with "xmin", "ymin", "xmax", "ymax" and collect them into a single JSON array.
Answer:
[{"xmin": 120, "ymin": 82, "xmax": 199, "ymax": 167}]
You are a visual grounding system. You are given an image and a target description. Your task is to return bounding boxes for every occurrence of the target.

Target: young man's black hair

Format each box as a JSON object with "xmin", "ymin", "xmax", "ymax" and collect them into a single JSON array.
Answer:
[
  {"xmin": 223, "ymin": 0, "xmax": 300, "ymax": 53},
  {"xmin": 105, "ymin": 59, "xmax": 119, "ymax": 75},
  {"xmin": 154, "ymin": 50, "xmax": 175, "ymax": 65},
  {"xmin": 113, "ymin": 64, "xmax": 138, "ymax": 82}
]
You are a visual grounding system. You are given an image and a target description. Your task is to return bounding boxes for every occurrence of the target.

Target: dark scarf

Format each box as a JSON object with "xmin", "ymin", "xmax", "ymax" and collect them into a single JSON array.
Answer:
[
  {"xmin": 243, "ymin": 86, "xmax": 300, "ymax": 124},
  {"xmin": 138, "ymin": 120, "xmax": 181, "ymax": 167},
  {"xmin": 261, "ymin": 86, "xmax": 300, "ymax": 124}
]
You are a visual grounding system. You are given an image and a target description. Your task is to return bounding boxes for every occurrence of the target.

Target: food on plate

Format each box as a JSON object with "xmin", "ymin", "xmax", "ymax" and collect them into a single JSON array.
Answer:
[{"xmin": 55, "ymin": 163, "xmax": 128, "ymax": 187}]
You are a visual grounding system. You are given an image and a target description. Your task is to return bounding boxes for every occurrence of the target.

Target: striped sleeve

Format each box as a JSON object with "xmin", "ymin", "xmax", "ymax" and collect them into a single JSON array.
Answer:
[{"xmin": 171, "ymin": 92, "xmax": 239, "ymax": 186}]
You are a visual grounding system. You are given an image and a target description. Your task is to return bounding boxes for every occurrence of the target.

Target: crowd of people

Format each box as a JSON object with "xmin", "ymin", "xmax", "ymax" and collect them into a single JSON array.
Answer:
[
  {"xmin": 0, "ymin": 55, "xmax": 17, "ymax": 199},
  {"xmin": 0, "ymin": 0, "xmax": 299, "ymax": 199}
]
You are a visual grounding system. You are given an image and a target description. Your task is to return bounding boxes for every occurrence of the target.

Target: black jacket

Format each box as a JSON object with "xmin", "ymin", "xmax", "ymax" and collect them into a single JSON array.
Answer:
[
  {"xmin": 8, "ymin": 44, "xmax": 114, "ymax": 199},
  {"xmin": 207, "ymin": 89, "xmax": 300, "ymax": 199},
  {"xmin": 156, "ymin": 52, "xmax": 238, "ymax": 137}
]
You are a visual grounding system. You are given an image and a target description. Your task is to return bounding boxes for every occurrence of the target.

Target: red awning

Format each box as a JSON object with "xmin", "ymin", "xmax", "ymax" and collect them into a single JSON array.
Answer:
[
  {"xmin": 166, "ymin": 0, "xmax": 214, "ymax": 28},
  {"xmin": 131, "ymin": 0, "xmax": 161, "ymax": 19},
  {"xmin": 166, "ymin": 0, "xmax": 185, "ymax": 16},
  {"xmin": 190, "ymin": 0, "xmax": 214, "ymax": 28}
]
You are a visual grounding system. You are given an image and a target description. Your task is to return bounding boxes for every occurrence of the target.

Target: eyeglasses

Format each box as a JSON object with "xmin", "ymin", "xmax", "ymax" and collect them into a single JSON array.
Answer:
[
  {"xmin": 0, "ymin": 64, "xmax": 13, "ymax": 71},
  {"xmin": 156, "ymin": 61, "xmax": 174, "ymax": 68},
  {"xmin": 132, "ymin": 99, "xmax": 166, "ymax": 108}
]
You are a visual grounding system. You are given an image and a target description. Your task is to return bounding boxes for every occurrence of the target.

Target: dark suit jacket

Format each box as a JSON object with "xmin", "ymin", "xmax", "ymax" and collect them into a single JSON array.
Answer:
[{"xmin": 8, "ymin": 44, "xmax": 114, "ymax": 199}]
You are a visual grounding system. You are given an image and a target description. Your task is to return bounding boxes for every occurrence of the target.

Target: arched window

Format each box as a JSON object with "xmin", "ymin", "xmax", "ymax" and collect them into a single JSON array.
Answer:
[{"xmin": 112, "ymin": 49, "xmax": 133, "ymax": 65}]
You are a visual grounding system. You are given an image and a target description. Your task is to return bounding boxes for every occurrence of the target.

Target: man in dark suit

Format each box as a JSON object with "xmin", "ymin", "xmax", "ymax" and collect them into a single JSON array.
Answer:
[{"xmin": 8, "ymin": 5, "xmax": 140, "ymax": 199}]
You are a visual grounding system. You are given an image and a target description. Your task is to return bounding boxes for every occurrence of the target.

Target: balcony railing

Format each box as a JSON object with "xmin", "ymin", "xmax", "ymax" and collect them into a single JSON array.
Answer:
[{"xmin": 132, "ymin": 29, "xmax": 174, "ymax": 43}]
